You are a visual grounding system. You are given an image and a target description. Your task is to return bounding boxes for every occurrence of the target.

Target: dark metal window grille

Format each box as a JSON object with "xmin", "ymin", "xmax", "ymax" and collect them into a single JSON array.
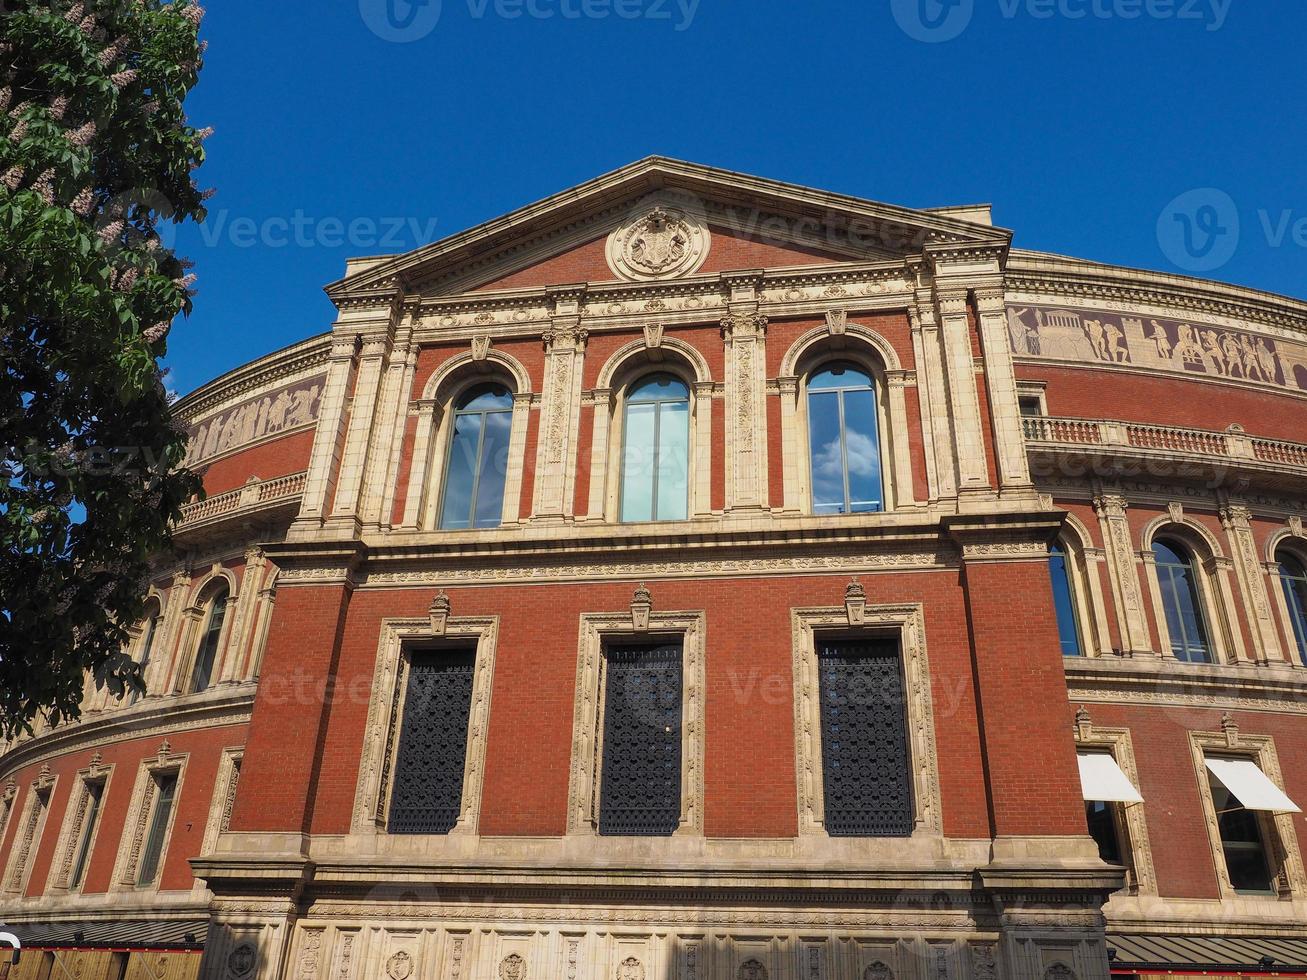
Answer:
[
  {"xmin": 817, "ymin": 638, "xmax": 913, "ymax": 837},
  {"xmin": 598, "ymin": 642, "xmax": 683, "ymax": 836},
  {"xmin": 388, "ymin": 649, "xmax": 476, "ymax": 835}
]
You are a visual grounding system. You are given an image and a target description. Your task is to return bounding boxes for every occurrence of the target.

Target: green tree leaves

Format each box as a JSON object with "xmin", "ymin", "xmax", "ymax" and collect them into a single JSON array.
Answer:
[{"xmin": 0, "ymin": 0, "xmax": 208, "ymax": 737}]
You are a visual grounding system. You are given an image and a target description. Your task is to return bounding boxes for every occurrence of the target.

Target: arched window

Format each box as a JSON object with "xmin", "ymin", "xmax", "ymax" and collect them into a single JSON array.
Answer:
[
  {"xmin": 1049, "ymin": 542, "xmax": 1084, "ymax": 656},
  {"xmin": 807, "ymin": 363, "xmax": 883, "ymax": 515},
  {"xmin": 128, "ymin": 603, "xmax": 162, "ymax": 705},
  {"xmin": 191, "ymin": 585, "xmax": 229, "ymax": 693},
  {"xmin": 439, "ymin": 384, "xmax": 513, "ymax": 530},
  {"xmin": 620, "ymin": 374, "xmax": 689, "ymax": 523},
  {"xmin": 1153, "ymin": 539, "xmax": 1211, "ymax": 663},
  {"xmin": 1278, "ymin": 549, "xmax": 1307, "ymax": 666}
]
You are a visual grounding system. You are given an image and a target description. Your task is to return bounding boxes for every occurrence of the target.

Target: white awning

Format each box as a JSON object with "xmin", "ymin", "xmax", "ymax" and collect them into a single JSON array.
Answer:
[
  {"xmin": 1077, "ymin": 752, "xmax": 1144, "ymax": 803},
  {"xmin": 1206, "ymin": 757, "xmax": 1301, "ymax": 813}
]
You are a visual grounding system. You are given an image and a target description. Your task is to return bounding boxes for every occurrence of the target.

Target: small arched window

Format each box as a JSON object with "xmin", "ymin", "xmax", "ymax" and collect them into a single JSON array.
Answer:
[
  {"xmin": 129, "ymin": 604, "xmax": 162, "ymax": 705},
  {"xmin": 191, "ymin": 585, "xmax": 229, "ymax": 693},
  {"xmin": 1277, "ymin": 548, "xmax": 1307, "ymax": 666},
  {"xmin": 620, "ymin": 374, "xmax": 689, "ymax": 523},
  {"xmin": 1153, "ymin": 539, "xmax": 1211, "ymax": 662},
  {"xmin": 1048, "ymin": 542, "xmax": 1084, "ymax": 656},
  {"xmin": 807, "ymin": 363, "xmax": 883, "ymax": 515},
  {"xmin": 439, "ymin": 384, "xmax": 513, "ymax": 530}
]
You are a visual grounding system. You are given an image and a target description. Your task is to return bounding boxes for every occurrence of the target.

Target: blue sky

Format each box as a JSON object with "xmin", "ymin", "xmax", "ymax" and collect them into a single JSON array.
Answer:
[{"xmin": 167, "ymin": 0, "xmax": 1305, "ymax": 397}]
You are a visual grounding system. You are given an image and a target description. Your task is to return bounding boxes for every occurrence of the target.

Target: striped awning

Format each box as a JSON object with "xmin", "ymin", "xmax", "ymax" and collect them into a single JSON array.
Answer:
[
  {"xmin": 4, "ymin": 919, "xmax": 207, "ymax": 951},
  {"xmin": 1109, "ymin": 933, "xmax": 1307, "ymax": 974}
]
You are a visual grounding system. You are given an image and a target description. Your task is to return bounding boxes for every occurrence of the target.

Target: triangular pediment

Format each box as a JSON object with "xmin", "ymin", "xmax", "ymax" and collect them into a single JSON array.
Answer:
[{"xmin": 325, "ymin": 157, "xmax": 1010, "ymax": 303}]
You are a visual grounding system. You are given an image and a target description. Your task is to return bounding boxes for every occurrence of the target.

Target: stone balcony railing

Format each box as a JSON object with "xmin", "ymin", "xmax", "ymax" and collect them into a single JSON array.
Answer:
[
  {"xmin": 1021, "ymin": 416, "xmax": 1307, "ymax": 486},
  {"xmin": 176, "ymin": 470, "xmax": 307, "ymax": 532}
]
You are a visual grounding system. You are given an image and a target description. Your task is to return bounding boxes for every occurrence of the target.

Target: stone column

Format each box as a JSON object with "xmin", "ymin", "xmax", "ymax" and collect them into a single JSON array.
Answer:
[
  {"xmin": 218, "ymin": 548, "xmax": 265, "ymax": 684},
  {"xmin": 908, "ymin": 302, "xmax": 954, "ymax": 500},
  {"xmin": 721, "ymin": 307, "xmax": 769, "ymax": 514},
  {"xmin": 328, "ymin": 335, "xmax": 391, "ymax": 527},
  {"xmin": 691, "ymin": 380, "xmax": 714, "ymax": 516},
  {"xmin": 1221, "ymin": 503, "xmax": 1284, "ymax": 664},
  {"xmin": 399, "ymin": 399, "xmax": 438, "ymax": 529},
  {"xmin": 974, "ymin": 283, "xmax": 1033, "ymax": 490},
  {"xmin": 296, "ymin": 334, "xmax": 359, "ymax": 527},
  {"xmin": 532, "ymin": 289, "xmax": 587, "ymax": 520},
  {"xmin": 934, "ymin": 287, "xmax": 991, "ymax": 495},
  {"xmin": 501, "ymin": 391, "xmax": 532, "ymax": 525},
  {"xmin": 777, "ymin": 376, "xmax": 802, "ymax": 513},
  {"xmin": 1093, "ymin": 493, "xmax": 1154, "ymax": 656},
  {"xmin": 584, "ymin": 388, "xmax": 613, "ymax": 520},
  {"xmin": 361, "ymin": 321, "xmax": 417, "ymax": 530}
]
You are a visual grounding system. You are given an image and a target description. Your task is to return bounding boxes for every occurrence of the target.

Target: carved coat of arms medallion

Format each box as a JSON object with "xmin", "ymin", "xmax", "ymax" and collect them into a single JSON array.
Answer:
[
  {"xmin": 499, "ymin": 953, "xmax": 528, "ymax": 980},
  {"xmin": 227, "ymin": 944, "xmax": 256, "ymax": 978},
  {"xmin": 738, "ymin": 959, "xmax": 769, "ymax": 980},
  {"xmin": 606, "ymin": 198, "xmax": 710, "ymax": 281},
  {"xmin": 385, "ymin": 951, "xmax": 413, "ymax": 980},
  {"xmin": 616, "ymin": 956, "xmax": 645, "ymax": 980}
]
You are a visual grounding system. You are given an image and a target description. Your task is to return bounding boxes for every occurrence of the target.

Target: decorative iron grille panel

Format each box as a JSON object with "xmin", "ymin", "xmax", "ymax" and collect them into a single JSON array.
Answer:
[
  {"xmin": 817, "ymin": 638, "xmax": 913, "ymax": 837},
  {"xmin": 599, "ymin": 642, "xmax": 683, "ymax": 836},
  {"xmin": 388, "ymin": 649, "xmax": 476, "ymax": 834}
]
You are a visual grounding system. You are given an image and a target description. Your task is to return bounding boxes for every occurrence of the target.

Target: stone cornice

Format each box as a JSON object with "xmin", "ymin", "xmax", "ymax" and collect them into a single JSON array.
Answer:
[
  {"xmin": 0, "ymin": 684, "xmax": 256, "ymax": 783},
  {"xmin": 325, "ymin": 156, "xmax": 1010, "ymax": 303},
  {"xmin": 1008, "ymin": 250, "xmax": 1307, "ymax": 340},
  {"xmin": 1065, "ymin": 657, "xmax": 1307, "ymax": 715},
  {"xmin": 173, "ymin": 334, "xmax": 331, "ymax": 424}
]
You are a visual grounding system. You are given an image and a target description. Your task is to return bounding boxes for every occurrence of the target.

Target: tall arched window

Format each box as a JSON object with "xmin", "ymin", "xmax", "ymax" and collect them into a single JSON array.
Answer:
[
  {"xmin": 1153, "ymin": 539, "xmax": 1211, "ymax": 663},
  {"xmin": 1278, "ymin": 548, "xmax": 1307, "ymax": 666},
  {"xmin": 807, "ymin": 363, "xmax": 883, "ymax": 515},
  {"xmin": 191, "ymin": 585, "xmax": 229, "ymax": 693},
  {"xmin": 439, "ymin": 384, "xmax": 513, "ymax": 530},
  {"xmin": 620, "ymin": 375, "xmax": 689, "ymax": 523},
  {"xmin": 1048, "ymin": 542, "xmax": 1084, "ymax": 656},
  {"xmin": 129, "ymin": 604, "xmax": 162, "ymax": 705}
]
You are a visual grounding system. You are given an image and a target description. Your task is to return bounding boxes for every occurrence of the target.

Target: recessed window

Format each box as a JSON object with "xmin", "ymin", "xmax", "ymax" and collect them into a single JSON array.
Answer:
[
  {"xmin": 1152, "ymin": 539, "xmax": 1211, "ymax": 662},
  {"xmin": 439, "ymin": 384, "xmax": 513, "ymax": 530},
  {"xmin": 136, "ymin": 772, "xmax": 177, "ymax": 887},
  {"xmin": 598, "ymin": 642, "xmax": 683, "ymax": 836},
  {"xmin": 807, "ymin": 363, "xmax": 883, "ymax": 515},
  {"xmin": 1208, "ymin": 771, "xmax": 1275, "ymax": 894},
  {"xmin": 191, "ymin": 586, "xmax": 229, "ymax": 692},
  {"xmin": 1085, "ymin": 800, "xmax": 1123, "ymax": 864},
  {"xmin": 68, "ymin": 781, "xmax": 103, "ymax": 889},
  {"xmin": 129, "ymin": 607, "xmax": 161, "ymax": 705},
  {"xmin": 1018, "ymin": 395, "xmax": 1044, "ymax": 417},
  {"xmin": 1277, "ymin": 549, "xmax": 1307, "ymax": 666},
  {"xmin": 1049, "ymin": 542, "xmax": 1084, "ymax": 657},
  {"xmin": 620, "ymin": 375, "xmax": 689, "ymax": 523},
  {"xmin": 817, "ymin": 638, "xmax": 912, "ymax": 837},
  {"xmin": 388, "ymin": 649, "xmax": 476, "ymax": 834}
]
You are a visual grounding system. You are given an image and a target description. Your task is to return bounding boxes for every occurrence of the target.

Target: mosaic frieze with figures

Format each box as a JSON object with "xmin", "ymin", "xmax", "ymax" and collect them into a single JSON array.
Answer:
[
  {"xmin": 183, "ymin": 374, "xmax": 326, "ymax": 466},
  {"xmin": 1006, "ymin": 304, "xmax": 1307, "ymax": 390}
]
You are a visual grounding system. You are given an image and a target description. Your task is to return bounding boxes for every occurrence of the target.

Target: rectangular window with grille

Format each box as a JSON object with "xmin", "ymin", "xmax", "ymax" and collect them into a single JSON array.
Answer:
[
  {"xmin": 817, "ymin": 638, "xmax": 913, "ymax": 837},
  {"xmin": 388, "ymin": 649, "xmax": 476, "ymax": 835},
  {"xmin": 598, "ymin": 642, "xmax": 683, "ymax": 836}
]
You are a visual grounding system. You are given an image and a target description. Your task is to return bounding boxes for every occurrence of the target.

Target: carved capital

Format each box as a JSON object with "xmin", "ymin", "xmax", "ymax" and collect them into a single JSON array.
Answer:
[
  {"xmin": 720, "ymin": 312, "xmax": 768, "ymax": 342},
  {"xmin": 1093, "ymin": 493, "xmax": 1128, "ymax": 519}
]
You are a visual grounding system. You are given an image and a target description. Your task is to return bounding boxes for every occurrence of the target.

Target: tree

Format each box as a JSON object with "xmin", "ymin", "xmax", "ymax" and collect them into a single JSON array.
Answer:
[{"xmin": 0, "ymin": 0, "xmax": 208, "ymax": 737}]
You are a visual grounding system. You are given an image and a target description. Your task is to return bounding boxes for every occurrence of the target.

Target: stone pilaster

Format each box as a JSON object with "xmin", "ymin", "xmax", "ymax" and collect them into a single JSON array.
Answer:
[
  {"xmin": 296, "ymin": 334, "xmax": 360, "ymax": 528},
  {"xmin": 934, "ymin": 286, "xmax": 991, "ymax": 494},
  {"xmin": 1220, "ymin": 502, "xmax": 1284, "ymax": 664},
  {"xmin": 328, "ymin": 334, "xmax": 391, "ymax": 526},
  {"xmin": 720, "ymin": 274, "xmax": 769, "ymax": 514},
  {"xmin": 908, "ymin": 300, "xmax": 956, "ymax": 500},
  {"xmin": 974, "ymin": 283, "xmax": 1033, "ymax": 490},
  {"xmin": 532, "ymin": 287, "xmax": 587, "ymax": 520},
  {"xmin": 361, "ymin": 318, "xmax": 417, "ymax": 530},
  {"xmin": 1092, "ymin": 492, "xmax": 1154, "ymax": 656}
]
